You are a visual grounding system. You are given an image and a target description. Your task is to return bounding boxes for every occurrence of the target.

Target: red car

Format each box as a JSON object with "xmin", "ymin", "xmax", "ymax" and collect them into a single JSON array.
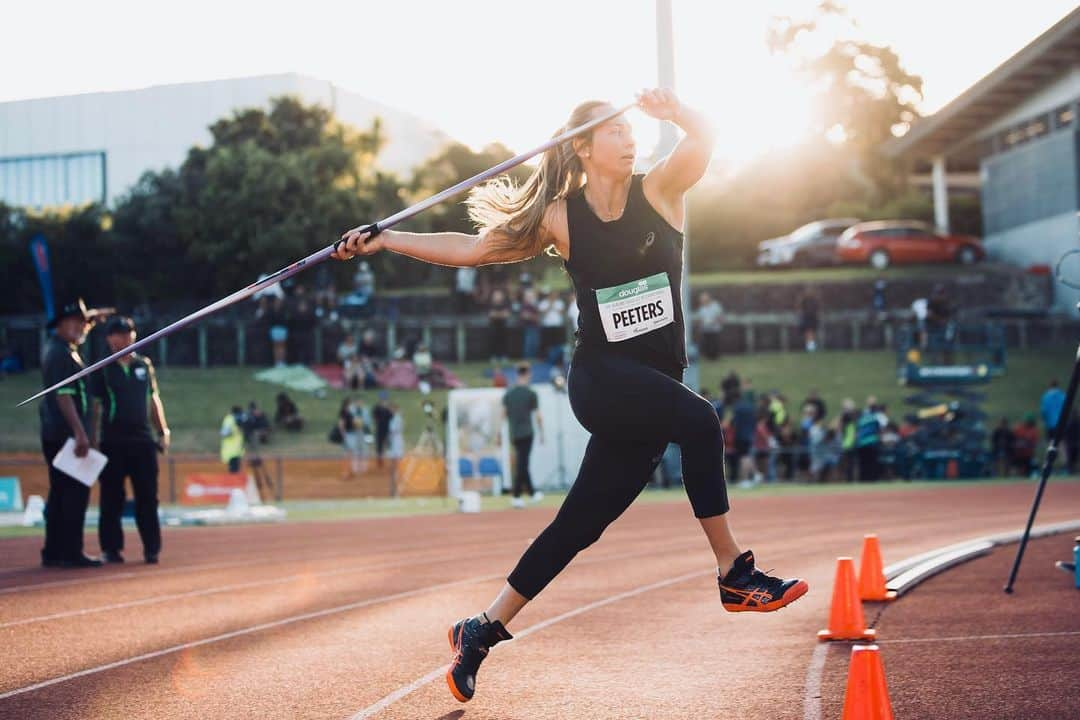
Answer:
[{"xmin": 836, "ymin": 220, "xmax": 984, "ymax": 270}]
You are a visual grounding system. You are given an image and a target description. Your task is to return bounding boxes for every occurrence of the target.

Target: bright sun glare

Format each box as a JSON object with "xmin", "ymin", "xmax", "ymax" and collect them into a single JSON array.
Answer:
[{"xmin": 2, "ymin": 0, "xmax": 1075, "ymax": 174}]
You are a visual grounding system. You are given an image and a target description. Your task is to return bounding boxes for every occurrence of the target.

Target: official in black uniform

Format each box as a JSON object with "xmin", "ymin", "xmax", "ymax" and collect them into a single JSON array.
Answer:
[
  {"xmin": 89, "ymin": 316, "xmax": 170, "ymax": 564},
  {"xmin": 40, "ymin": 298, "xmax": 107, "ymax": 568}
]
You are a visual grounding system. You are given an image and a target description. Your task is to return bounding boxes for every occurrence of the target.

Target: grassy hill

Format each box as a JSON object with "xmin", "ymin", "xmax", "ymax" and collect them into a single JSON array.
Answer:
[{"xmin": 0, "ymin": 349, "xmax": 1062, "ymax": 456}]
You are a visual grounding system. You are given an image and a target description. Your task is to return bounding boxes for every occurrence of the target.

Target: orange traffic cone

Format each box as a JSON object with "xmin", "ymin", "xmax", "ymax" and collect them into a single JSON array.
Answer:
[
  {"xmin": 858, "ymin": 535, "xmax": 897, "ymax": 602},
  {"xmin": 841, "ymin": 644, "xmax": 894, "ymax": 720},
  {"xmin": 818, "ymin": 557, "xmax": 876, "ymax": 641}
]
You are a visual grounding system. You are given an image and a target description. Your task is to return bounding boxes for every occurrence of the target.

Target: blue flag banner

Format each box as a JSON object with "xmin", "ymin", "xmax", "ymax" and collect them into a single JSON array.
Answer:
[{"xmin": 29, "ymin": 234, "xmax": 55, "ymax": 322}]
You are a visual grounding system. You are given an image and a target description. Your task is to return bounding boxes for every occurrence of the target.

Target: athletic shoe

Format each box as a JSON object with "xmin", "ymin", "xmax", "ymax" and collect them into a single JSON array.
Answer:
[
  {"xmin": 510, "ymin": 497, "xmax": 526, "ymax": 509},
  {"xmin": 531, "ymin": 491, "xmax": 544, "ymax": 503},
  {"xmin": 718, "ymin": 550, "xmax": 808, "ymax": 613},
  {"xmin": 145, "ymin": 553, "xmax": 159, "ymax": 565},
  {"xmin": 103, "ymin": 551, "xmax": 125, "ymax": 564},
  {"xmin": 446, "ymin": 615, "xmax": 513, "ymax": 702}
]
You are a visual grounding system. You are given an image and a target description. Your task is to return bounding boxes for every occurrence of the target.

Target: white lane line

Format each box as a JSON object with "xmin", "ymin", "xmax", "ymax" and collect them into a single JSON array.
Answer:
[
  {"xmin": 0, "ymin": 573, "xmax": 504, "ymax": 702},
  {"xmin": 800, "ymin": 521, "xmax": 1080, "ymax": 720},
  {"xmin": 0, "ymin": 524, "xmax": 686, "ymax": 596},
  {"xmin": 347, "ymin": 569, "xmax": 710, "ymax": 720},
  {"xmin": 0, "ymin": 536, "xmax": 699, "ymax": 629},
  {"xmin": 801, "ymin": 643, "xmax": 828, "ymax": 720},
  {"xmin": 0, "ymin": 549, "xmax": 509, "ymax": 629},
  {"xmin": 882, "ymin": 630, "xmax": 1080, "ymax": 644},
  {"xmin": 0, "ymin": 559, "xmax": 253, "ymax": 596},
  {"xmin": 0, "ymin": 538, "xmax": 495, "ymax": 596},
  {"xmin": 351, "ymin": 667, "xmax": 451, "ymax": 720},
  {"xmin": 0, "ymin": 541, "xmax": 706, "ymax": 700}
]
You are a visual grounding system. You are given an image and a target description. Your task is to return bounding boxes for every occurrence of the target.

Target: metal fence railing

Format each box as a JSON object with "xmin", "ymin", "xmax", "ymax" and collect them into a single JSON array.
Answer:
[{"xmin": 3, "ymin": 312, "xmax": 1078, "ymax": 370}]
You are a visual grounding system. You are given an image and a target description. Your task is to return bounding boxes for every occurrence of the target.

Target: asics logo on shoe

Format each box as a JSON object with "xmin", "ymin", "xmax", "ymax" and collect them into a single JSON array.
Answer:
[{"xmin": 719, "ymin": 585, "xmax": 773, "ymax": 604}]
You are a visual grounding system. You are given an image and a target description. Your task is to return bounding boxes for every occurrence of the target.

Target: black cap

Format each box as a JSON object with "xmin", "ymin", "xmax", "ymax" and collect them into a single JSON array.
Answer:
[
  {"xmin": 104, "ymin": 315, "xmax": 136, "ymax": 335},
  {"xmin": 47, "ymin": 297, "xmax": 109, "ymax": 329}
]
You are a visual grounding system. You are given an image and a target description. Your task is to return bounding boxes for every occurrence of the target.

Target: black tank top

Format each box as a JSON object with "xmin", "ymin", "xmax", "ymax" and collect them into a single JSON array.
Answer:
[{"xmin": 565, "ymin": 173, "xmax": 687, "ymax": 373}]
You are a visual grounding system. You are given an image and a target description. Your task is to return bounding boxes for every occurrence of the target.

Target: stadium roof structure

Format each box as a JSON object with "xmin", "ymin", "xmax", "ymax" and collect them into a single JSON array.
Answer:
[{"xmin": 883, "ymin": 6, "xmax": 1080, "ymax": 168}]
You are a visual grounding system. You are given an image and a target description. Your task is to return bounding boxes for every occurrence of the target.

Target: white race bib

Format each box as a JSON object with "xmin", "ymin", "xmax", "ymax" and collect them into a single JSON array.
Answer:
[{"xmin": 595, "ymin": 272, "xmax": 674, "ymax": 343}]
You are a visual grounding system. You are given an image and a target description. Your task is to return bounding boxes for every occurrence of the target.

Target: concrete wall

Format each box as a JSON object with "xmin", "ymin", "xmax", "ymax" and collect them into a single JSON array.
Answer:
[
  {"xmin": 984, "ymin": 210, "xmax": 1080, "ymax": 313},
  {"xmin": 981, "ymin": 129, "xmax": 1078, "ymax": 234}
]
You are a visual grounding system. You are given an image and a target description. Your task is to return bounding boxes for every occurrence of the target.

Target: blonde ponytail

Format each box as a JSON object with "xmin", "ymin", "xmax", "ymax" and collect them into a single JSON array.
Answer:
[{"xmin": 466, "ymin": 100, "xmax": 609, "ymax": 257}]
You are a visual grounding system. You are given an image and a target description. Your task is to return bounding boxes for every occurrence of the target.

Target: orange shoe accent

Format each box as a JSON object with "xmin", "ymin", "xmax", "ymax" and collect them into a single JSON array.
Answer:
[
  {"xmin": 446, "ymin": 624, "xmax": 471, "ymax": 703},
  {"xmin": 446, "ymin": 671, "xmax": 470, "ymax": 703},
  {"xmin": 817, "ymin": 557, "xmax": 876, "ymax": 641},
  {"xmin": 722, "ymin": 579, "xmax": 809, "ymax": 612},
  {"xmin": 858, "ymin": 535, "xmax": 897, "ymax": 602},
  {"xmin": 841, "ymin": 644, "xmax": 894, "ymax": 720}
]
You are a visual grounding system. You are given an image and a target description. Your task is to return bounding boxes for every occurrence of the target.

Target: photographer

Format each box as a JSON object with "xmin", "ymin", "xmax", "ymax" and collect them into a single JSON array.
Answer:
[{"xmin": 240, "ymin": 402, "xmax": 274, "ymax": 500}]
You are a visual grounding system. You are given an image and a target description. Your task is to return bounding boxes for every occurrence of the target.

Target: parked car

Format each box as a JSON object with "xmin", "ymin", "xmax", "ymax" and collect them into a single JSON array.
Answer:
[
  {"xmin": 836, "ymin": 220, "xmax": 984, "ymax": 270},
  {"xmin": 756, "ymin": 218, "xmax": 860, "ymax": 268}
]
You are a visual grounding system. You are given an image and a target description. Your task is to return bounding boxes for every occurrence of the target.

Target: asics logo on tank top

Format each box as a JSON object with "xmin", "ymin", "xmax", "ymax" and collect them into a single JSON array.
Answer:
[{"xmin": 639, "ymin": 231, "xmax": 656, "ymax": 255}]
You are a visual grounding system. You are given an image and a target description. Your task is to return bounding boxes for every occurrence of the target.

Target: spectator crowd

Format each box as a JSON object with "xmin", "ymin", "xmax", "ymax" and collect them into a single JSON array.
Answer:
[{"xmin": 687, "ymin": 373, "xmax": 1076, "ymax": 486}]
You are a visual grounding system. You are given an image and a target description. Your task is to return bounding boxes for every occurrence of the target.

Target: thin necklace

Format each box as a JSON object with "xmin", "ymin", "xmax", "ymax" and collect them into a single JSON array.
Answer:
[{"xmin": 584, "ymin": 184, "xmax": 629, "ymax": 222}]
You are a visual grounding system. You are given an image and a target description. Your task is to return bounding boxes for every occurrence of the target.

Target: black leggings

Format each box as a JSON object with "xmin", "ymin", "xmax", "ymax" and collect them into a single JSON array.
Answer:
[
  {"xmin": 512, "ymin": 435, "xmax": 535, "ymax": 498},
  {"xmin": 506, "ymin": 352, "xmax": 729, "ymax": 600},
  {"xmin": 41, "ymin": 437, "xmax": 91, "ymax": 563},
  {"xmin": 99, "ymin": 441, "xmax": 161, "ymax": 556}
]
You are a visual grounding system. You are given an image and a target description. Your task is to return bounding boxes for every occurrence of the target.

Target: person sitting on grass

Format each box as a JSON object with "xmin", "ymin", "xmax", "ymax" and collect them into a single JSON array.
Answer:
[
  {"xmin": 274, "ymin": 392, "xmax": 304, "ymax": 431},
  {"xmin": 412, "ymin": 343, "xmax": 434, "ymax": 381},
  {"xmin": 990, "ymin": 417, "xmax": 1014, "ymax": 477},
  {"xmin": 1012, "ymin": 414, "xmax": 1040, "ymax": 478},
  {"xmin": 338, "ymin": 333, "xmax": 361, "ymax": 390}
]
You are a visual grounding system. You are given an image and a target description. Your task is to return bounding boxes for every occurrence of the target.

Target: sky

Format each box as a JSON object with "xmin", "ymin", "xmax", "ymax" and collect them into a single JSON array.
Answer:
[{"xmin": 2, "ymin": 1, "xmax": 1077, "ymax": 166}]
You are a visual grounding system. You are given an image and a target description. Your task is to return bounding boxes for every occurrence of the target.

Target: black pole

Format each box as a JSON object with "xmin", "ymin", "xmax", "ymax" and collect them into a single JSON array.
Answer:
[{"xmin": 1004, "ymin": 324, "xmax": 1080, "ymax": 593}]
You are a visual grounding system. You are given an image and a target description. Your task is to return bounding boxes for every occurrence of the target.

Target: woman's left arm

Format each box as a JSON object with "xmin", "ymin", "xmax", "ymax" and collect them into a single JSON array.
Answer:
[{"xmin": 640, "ymin": 89, "xmax": 715, "ymax": 202}]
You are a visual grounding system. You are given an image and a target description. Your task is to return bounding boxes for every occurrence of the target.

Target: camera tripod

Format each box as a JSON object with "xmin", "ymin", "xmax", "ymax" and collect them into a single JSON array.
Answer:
[{"xmin": 1004, "ymin": 255, "xmax": 1080, "ymax": 593}]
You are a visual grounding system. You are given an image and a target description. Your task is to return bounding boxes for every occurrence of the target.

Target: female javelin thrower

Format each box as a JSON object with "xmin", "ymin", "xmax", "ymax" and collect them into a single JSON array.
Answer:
[{"xmin": 333, "ymin": 89, "xmax": 808, "ymax": 703}]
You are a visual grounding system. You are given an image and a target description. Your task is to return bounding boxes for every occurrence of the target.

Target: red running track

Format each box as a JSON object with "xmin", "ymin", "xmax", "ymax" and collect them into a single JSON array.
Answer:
[{"xmin": 1, "ymin": 480, "xmax": 1077, "ymax": 719}]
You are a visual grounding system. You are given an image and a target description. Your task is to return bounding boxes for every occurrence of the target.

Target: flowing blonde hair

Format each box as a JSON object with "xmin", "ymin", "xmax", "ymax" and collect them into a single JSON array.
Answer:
[{"xmin": 466, "ymin": 100, "xmax": 609, "ymax": 257}]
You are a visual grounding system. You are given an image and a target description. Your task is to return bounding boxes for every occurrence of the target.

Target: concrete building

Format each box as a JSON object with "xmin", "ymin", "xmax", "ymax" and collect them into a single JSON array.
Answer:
[
  {"xmin": 0, "ymin": 73, "xmax": 448, "ymax": 208},
  {"xmin": 884, "ymin": 7, "xmax": 1080, "ymax": 313}
]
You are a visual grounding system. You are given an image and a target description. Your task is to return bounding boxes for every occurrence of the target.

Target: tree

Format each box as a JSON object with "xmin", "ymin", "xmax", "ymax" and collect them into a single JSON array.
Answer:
[
  {"xmin": 407, "ymin": 142, "xmax": 542, "ymax": 287},
  {"xmin": 767, "ymin": 2, "xmax": 924, "ymax": 196},
  {"xmin": 0, "ymin": 203, "xmax": 113, "ymax": 314},
  {"xmin": 113, "ymin": 96, "xmax": 407, "ymax": 297},
  {"xmin": 411, "ymin": 142, "xmax": 529, "ymax": 234}
]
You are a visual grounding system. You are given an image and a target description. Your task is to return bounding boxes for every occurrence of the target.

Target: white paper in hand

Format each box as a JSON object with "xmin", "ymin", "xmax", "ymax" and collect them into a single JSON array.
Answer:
[{"xmin": 52, "ymin": 438, "xmax": 108, "ymax": 488}]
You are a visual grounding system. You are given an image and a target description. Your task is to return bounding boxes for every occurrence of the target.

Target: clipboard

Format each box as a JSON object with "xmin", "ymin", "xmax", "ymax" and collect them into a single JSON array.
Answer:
[{"xmin": 51, "ymin": 438, "xmax": 108, "ymax": 488}]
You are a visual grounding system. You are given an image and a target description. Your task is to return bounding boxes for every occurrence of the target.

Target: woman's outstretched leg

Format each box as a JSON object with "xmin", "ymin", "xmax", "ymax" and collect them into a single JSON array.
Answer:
[
  {"xmin": 699, "ymin": 513, "xmax": 740, "ymax": 573},
  {"xmin": 667, "ymin": 386, "xmax": 809, "ymax": 612},
  {"xmin": 447, "ymin": 432, "xmax": 662, "ymax": 703},
  {"xmin": 485, "ymin": 583, "xmax": 529, "ymax": 626}
]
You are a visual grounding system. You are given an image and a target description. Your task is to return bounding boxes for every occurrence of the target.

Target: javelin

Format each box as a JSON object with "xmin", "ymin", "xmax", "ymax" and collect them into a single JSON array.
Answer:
[{"xmin": 18, "ymin": 102, "xmax": 635, "ymax": 407}]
